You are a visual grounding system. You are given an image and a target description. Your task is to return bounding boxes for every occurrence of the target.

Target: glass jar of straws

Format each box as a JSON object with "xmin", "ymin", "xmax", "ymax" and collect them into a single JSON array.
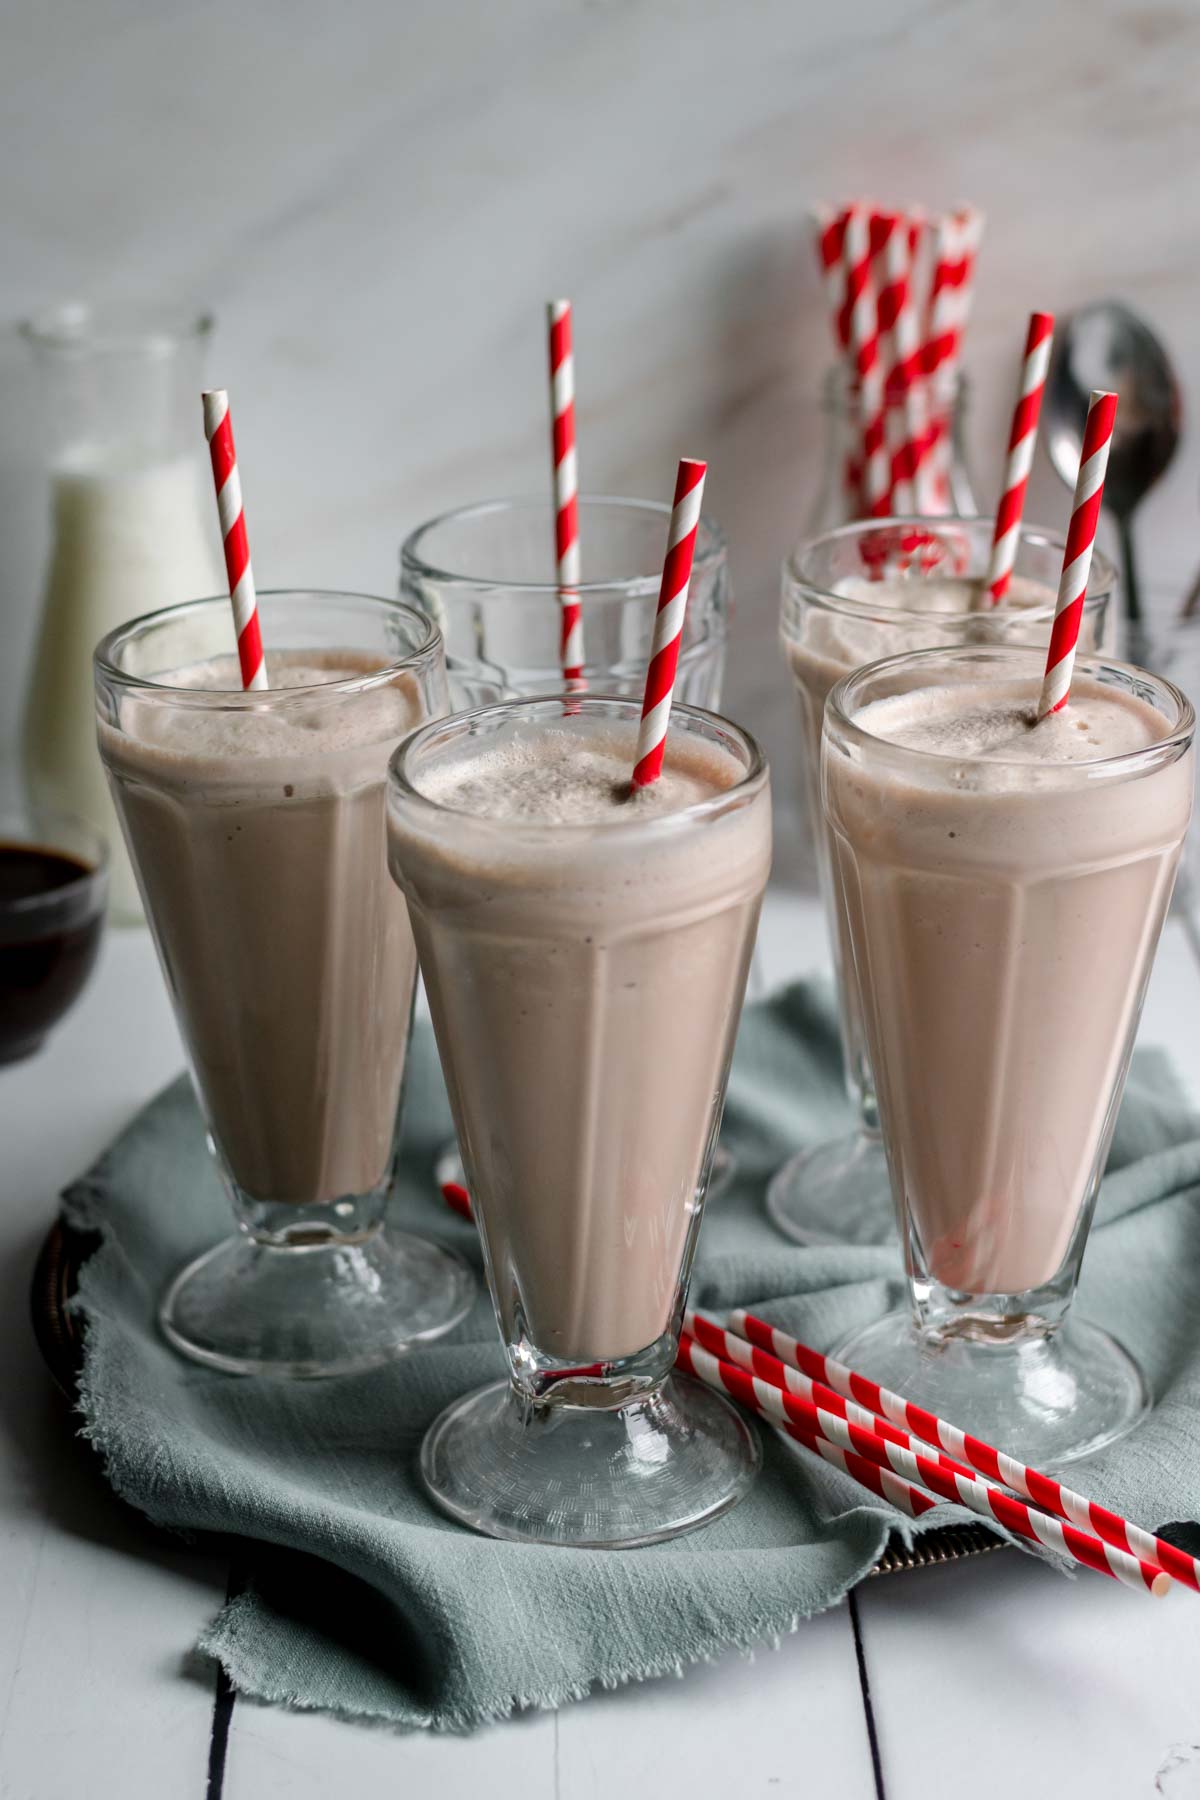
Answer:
[{"xmin": 806, "ymin": 366, "xmax": 978, "ymax": 534}]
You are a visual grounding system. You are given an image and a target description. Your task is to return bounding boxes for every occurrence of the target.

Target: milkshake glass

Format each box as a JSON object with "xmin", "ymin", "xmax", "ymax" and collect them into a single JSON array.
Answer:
[
  {"xmin": 824, "ymin": 643, "xmax": 1194, "ymax": 1464},
  {"xmin": 772, "ymin": 518, "xmax": 1115, "ymax": 1247},
  {"xmin": 95, "ymin": 591, "xmax": 475, "ymax": 1377},
  {"xmin": 387, "ymin": 695, "xmax": 771, "ymax": 1545},
  {"xmin": 401, "ymin": 495, "xmax": 737, "ymax": 1200}
]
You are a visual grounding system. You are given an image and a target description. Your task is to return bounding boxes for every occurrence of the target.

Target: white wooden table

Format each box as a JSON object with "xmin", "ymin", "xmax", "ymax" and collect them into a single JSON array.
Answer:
[{"xmin": 4, "ymin": 890, "xmax": 1200, "ymax": 1800}]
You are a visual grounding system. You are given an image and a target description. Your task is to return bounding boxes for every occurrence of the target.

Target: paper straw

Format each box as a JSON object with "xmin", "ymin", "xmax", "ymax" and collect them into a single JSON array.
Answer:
[
  {"xmin": 547, "ymin": 300, "xmax": 584, "ymax": 687},
  {"xmin": 681, "ymin": 1337, "xmax": 939, "ymax": 1519},
  {"xmin": 1038, "ymin": 389, "xmax": 1118, "ymax": 717},
  {"xmin": 812, "ymin": 205, "xmax": 863, "ymax": 514},
  {"xmin": 983, "ymin": 312, "xmax": 1055, "ymax": 605},
  {"xmin": 811, "ymin": 204, "xmax": 851, "ymax": 355},
  {"xmin": 201, "ymin": 391, "xmax": 266, "ymax": 692},
  {"xmin": 921, "ymin": 207, "xmax": 985, "ymax": 378},
  {"xmin": 440, "ymin": 1179, "xmax": 473, "ymax": 1222},
  {"xmin": 842, "ymin": 204, "xmax": 890, "ymax": 516},
  {"xmin": 629, "ymin": 458, "xmax": 707, "ymax": 788},
  {"xmin": 874, "ymin": 210, "xmax": 927, "ymax": 512},
  {"xmin": 727, "ymin": 1304, "xmax": 1198, "ymax": 1596},
  {"xmin": 680, "ymin": 1335, "xmax": 1171, "ymax": 1596}
]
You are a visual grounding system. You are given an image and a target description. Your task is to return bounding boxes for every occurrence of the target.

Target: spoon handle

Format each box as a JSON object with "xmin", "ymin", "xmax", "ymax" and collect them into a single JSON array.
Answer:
[{"xmin": 1116, "ymin": 514, "xmax": 1143, "ymax": 627}]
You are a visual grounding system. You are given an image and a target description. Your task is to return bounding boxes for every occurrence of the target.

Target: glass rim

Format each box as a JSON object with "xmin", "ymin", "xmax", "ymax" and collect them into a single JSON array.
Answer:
[
  {"xmin": 19, "ymin": 301, "xmax": 215, "ymax": 356},
  {"xmin": 826, "ymin": 643, "xmax": 1196, "ymax": 781},
  {"xmin": 399, "ymin": 495, "xmax": 727, "ymax": 599},
  {"xmin": 94, "ymin": 589, "xmax": 443, "ymax": 704},
  {"xmin": 782, "ymin": 516, "xmax": 1117, "ymax": 629},
  {"xmin": 0, "ymin": 806, "xmax": 109, "ymax": 917},
  {"xmin": 388, "ymin": 692, "xmax": 767, "ymax": 838}
]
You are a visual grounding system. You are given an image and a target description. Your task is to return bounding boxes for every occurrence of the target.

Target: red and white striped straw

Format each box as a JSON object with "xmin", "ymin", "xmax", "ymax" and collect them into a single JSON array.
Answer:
[
  {"xmin": 727, "ymin": 1305, "xmax": 1200, "ymax": 1596},
  {"xmin": 842, "ymin": 204, "xmax": 890, "ymax": 516},
  {"xmin": 629, "ymin": 458, "xmax": 707, "ymax": 788},
  {"xmin": 811, "ymin": 205, "xmax": 861, "ymax": 514},
  {"xmin": 811, "ymin": 204, "xmax": 851, "ymax": 356},
  {"xmin": 874, "ymin": 210, "xmax": 927, "ymax": 513},
  {"xmin": 679, "ymin": 1338, "xmax": 936, "ymax": 1520},
  {"xmin": 983, "ymin": 312, "xmax": 1055, "ymax": 606},
  {"xmin": 686, "ymin": 1309, "xmax": 980, "ymax": 1476},
  {"xmin": 921, "ymin": 206, "xmax": 985, "ymax": 378},
  {"xmin": 202, "ymin": 391, "xmax": 266, "ymax": 691},
  {"xmin": 679, "ymin": 1335, "xmax": 1171, "ymax": 1596},
  {"xmin": 1038, "ymin": 389, "xmax": 1118, "ymax": 717},
  {"xmin": 547, "ymin": 300, "xmax": 584, "ymax": 687}
]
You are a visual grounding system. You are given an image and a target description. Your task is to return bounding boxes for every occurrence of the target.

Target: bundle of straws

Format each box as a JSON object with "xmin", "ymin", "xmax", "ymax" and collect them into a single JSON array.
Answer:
[{"xmin": 812, "ymin": 202, "xmax": 985, "ymax": 520}]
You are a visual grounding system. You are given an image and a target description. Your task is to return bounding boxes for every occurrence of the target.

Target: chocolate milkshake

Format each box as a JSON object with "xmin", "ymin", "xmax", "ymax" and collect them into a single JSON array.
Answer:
[
  {"xmin": 823, "ymin": 650, "xmax": 1194, "ymax": 1300},
  {"xmin": 767, "ymin": 520, "xmax": 1116, "ymax": 1251},
  {"xmin": 100, "ymin": 649, "xmax": 422, "ymax": 1205},
  {"xmin": 94, "ymin": 592, "xmax": 473, "ymax": 1378},
  {"xmin": 387, "ymin": 701, "xmax": 772, "ymax": 1366}
]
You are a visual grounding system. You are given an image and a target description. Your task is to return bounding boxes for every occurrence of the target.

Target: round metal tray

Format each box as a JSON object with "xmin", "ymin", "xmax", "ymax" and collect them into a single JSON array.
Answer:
[{"xmin": 29, "ymin": 1217, "xmax": 1005, "ymax": 1576}]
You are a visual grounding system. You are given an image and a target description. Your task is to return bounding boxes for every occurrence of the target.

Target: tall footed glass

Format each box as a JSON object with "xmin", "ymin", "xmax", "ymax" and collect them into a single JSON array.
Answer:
[
  {"xmin": 770, "ymin": 519, "xmax": 1115, "ymax": 1247},
  {"xmin": 387, "ymin": 696, "xmax": 772, "ymax": 1545},
  {"xmin": 95, "ymin": 591, "xmax": 475, "ymax": 1377},
  {"xmin": 824, "ymin": 644, "xmax": 1194, "ymax": 1465},
  {"xmin": 401, "ymin": 495, "xmax": 738, "ymax": 1204}
]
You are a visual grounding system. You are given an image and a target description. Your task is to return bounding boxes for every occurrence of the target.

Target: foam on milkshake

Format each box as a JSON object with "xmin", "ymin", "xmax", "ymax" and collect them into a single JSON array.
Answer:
[
  {"xmin": 413, "ymin": 719, "xmax": 740, "ymax": 823},
  {"xmin": 854, "ymin": 677, "xmax": 1168, "ymax": 766}
]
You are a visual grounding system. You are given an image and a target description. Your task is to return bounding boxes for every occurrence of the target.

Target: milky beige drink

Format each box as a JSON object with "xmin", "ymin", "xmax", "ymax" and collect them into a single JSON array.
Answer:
[
  {"xmin": 780, "ymin": 528, "xmax": 1114, "ymax": 1124},
  {"xmin": 824, "ymin": 649, "xmax": 1194, "ymax": 1299},
  {"xmin": 99, "ymin": 648, "xmax": 426, "ymax": 1208},
  {"xmin": 387, "ymin": 700, "xmax": 771, "ymax": 1364}
]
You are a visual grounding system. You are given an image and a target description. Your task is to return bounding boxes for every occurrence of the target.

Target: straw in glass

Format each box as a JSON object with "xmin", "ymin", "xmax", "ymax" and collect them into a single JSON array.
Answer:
[
  {"xmin": 982, "ymin": 311, "xmax": 1055, "ymax": 606},
  {"xmin": 1038, "ymin": 388, "xmax": 1118, "ymax": 716},
  {"xmin": 629, "ymin": 458, "xmax": 707, "ymax": 788},
  {"xmin": 547, "ymin": 300, "xmax": 584, "ymax": 687},
  {"xmin": 201, "ymin": 390, "xmax": 266, "ymax": 691}
]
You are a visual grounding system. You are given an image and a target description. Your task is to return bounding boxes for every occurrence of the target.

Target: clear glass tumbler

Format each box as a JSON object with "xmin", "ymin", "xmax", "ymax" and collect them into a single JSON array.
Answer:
[
  {"xmin": 21, "ymin": 304, "xmax": 223, "ymax": 920},
  {"xmin": 387, "ymin": 695, "xmax": 772, "ymax": 1545},
  {"xmin": 95, "ymin": 591, "xmax": 475, "ymax": 1377},
  {"xmin": 400, "ymin": 495, "xmax": 729, "ymax": 703},
  {"xmin": 401, "ymin": 495, "xmax": 737, "ymax": 1202},
  {"xmin": 824, "ymin": 643, "xmax": 1194, "ymax": 1464},
  {"xmin": 770, "ymin": 518, "xmax": 1115, "ymax": 1248}
]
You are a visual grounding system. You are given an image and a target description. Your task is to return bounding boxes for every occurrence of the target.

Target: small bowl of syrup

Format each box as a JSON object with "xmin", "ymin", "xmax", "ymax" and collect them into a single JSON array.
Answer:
[{"xmin": 0, "ymin": 809, "xmax": 108, "ymax": 1065}]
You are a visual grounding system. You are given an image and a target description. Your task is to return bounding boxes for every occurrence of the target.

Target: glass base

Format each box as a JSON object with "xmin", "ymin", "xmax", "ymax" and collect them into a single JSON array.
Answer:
[
  {"xmin": 766, "ymin": 1131, "xmax": 896, "ymax": 1246},
  {"xmin": 159, "ymin": 1226, "xmax": 475, "ymax": 1378},
  {"xmin": 437, "ymin": 1140, "xmax": 738, "ymax": 1213},
  {"xmin": 420, "ymin": 1371, "xmax": 761, "ymax": 1546},
  {"xmin": 833, "ymin": 1310, "xmax": 1151, "ymax": 1468}
]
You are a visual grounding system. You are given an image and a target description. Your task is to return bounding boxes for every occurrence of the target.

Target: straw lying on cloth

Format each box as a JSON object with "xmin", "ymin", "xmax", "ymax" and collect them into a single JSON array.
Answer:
[
  {"xmin": 61, "ymin": 983, "xmax": 1200, "ymax": 1728},
  {"xmin": 811, "ymin": 202, "xmax": 984, "ymax": 518}
]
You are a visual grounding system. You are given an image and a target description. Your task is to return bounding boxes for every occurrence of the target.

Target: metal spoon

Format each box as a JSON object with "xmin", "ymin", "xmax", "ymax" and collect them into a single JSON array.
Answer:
[{"xmin": 1045, "ymin": 301, "xmax": 1181, "ymax": 637}]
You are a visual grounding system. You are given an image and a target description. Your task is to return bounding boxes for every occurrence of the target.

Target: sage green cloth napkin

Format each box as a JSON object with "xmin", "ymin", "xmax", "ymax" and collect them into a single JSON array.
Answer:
[{"xmin": 64, "ymin": 984, "xmax": 1200, "ymax": 1731}]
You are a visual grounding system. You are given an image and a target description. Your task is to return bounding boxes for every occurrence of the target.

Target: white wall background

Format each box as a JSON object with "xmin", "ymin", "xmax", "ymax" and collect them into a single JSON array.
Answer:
[{"xmin": 2, "ymin": 0, "xmax": 1198, "ymax": 874}]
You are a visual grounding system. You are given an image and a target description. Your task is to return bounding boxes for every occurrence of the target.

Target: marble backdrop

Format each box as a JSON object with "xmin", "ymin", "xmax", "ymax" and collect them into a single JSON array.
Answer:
[{"xmin": 2, "ymin": 0, "xmax": 1198, "ymax": 875}]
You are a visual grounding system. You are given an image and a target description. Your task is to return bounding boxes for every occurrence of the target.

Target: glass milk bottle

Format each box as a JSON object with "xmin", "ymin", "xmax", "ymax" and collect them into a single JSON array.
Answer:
[{"xmin": 20, "ymin": 305, "xmax": 223, "ymax": 921}]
